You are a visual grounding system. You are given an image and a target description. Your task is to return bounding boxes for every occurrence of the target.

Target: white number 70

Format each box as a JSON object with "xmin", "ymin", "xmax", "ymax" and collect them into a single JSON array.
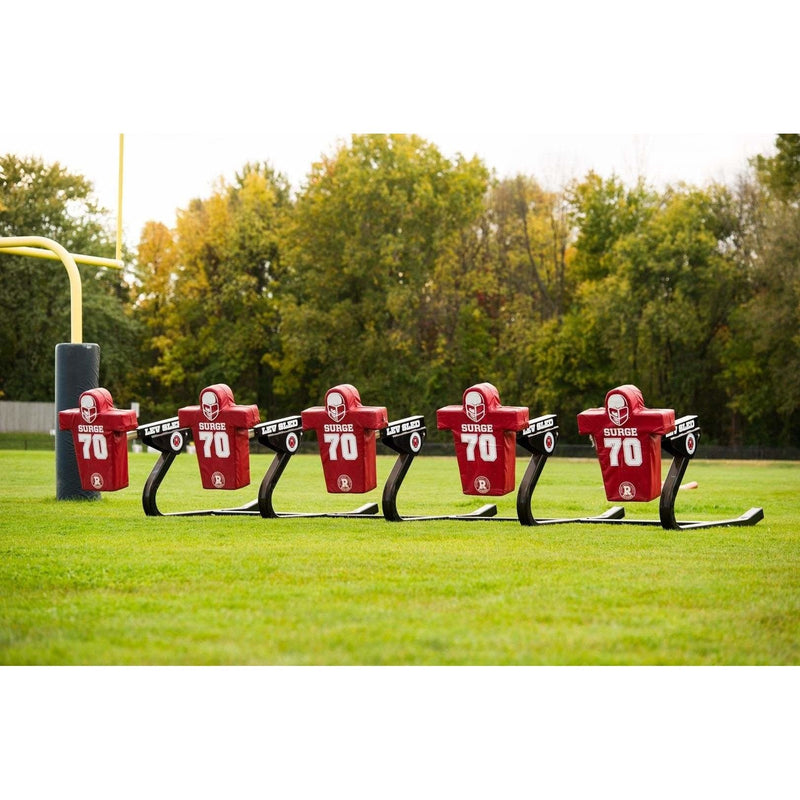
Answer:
[
  {"xmin": 324, "ymin": 432, "xmax": 358, "ymax": 461},
  {"xmin": 604, "ymin": 436, "xmax": 643, "ymax": 467},
  {"xmin": 460, "ymin": 432, "xmax": 498, "ymax": 462},
  {"xmin": 77, "ymin": 432, "xmax": 108, "ymax": 460},
  {"xmin": 198, "ymin": 430, "xmax": 231, "ymax": 458}
]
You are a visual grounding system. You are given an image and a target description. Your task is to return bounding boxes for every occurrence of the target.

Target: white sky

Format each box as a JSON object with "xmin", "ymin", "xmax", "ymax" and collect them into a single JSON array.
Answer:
[
  {"xmin": 3, "ymin": 2, "xmax": 794, "ymax": 248},
  {"xmin": 1, "ymin": 131, "xmax": 778, "ymax": 248}
]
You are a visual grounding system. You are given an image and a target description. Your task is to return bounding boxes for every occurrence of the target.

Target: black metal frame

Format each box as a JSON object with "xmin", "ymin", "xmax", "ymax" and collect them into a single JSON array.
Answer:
[
  {"xmin": 513, "ymin": 416, "xmax": 625, "ymax": 526},
  {"xmin": 580, "ymin": 415, "xmax": 764, "ymax": 530},
  {"xmin": 379, "ymin": 416, "xmax": 498, "ymax": 521},
  {"xmin": 254, "ymin": 415, "xmax": 380, "ymax": 519},
  {"xmin": 137, "ymin": 417, "xmax": 262, "ymax": 517}
]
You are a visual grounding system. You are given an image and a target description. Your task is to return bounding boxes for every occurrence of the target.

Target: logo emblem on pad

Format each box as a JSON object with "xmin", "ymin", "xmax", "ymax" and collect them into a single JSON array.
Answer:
[
  {"xmin": 327, "ymin": 391, "xmax": 346, "ymax": 422},
  {"xmin": 80, "ymin": 394, "xmax": 98, "ymax": 424},
  {"xmin": 202, "ymin": 391, "xmax": 220, "ymax": 421},
  {"xmin": 607, "ymin": 394, "xmax": 630, "ymax": 426},
  {"xmin": 465, "ymin": 390, "xmax": 486, "ymax": 423}
]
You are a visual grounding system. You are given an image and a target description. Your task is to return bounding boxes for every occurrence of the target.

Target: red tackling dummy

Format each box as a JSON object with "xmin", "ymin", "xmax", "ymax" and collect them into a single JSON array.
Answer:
[
  {"xmin": 437, "ymin": 383, "xmax": 529, "ymax": 496},
  {"xmin": 178, "ymin": 384, "xmax": 260, "ymax": 490},
  {"xmin": 302, "ymin": 384, "xmax": 388, "ymax": 493},
  {"xmin": 577, "ymin": 384, "xmax": 675, "ymax": 502},
  {"xmin": 58, "ymin": 388, "xmax": 138, "ymax": 491}
]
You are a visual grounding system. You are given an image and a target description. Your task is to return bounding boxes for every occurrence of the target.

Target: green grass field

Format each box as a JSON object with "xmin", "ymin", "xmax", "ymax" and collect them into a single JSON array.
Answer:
[{"xmin": 1, "ymin": 449, "xmax": 797, "ymax": 665}]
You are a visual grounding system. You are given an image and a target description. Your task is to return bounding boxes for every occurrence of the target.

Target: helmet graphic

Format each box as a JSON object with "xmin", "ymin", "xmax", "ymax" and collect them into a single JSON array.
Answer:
[
  {"xmin": 80, "ymin": 393, "xmax": 98, "ymax": 424},
  {"xmin": 327, "ymin": 391, "xmax": 347, "ymax": 423},
  {"xmin": 464, "ymin": 390, "xmax": 486, "ymax": 423},
  {"xmin": 607, "ymin": 393, "xmax": 629, "ymax": 426},
  {"xmin": 202, "ymin": 390, "xmax": 220, "ymax": 421}
]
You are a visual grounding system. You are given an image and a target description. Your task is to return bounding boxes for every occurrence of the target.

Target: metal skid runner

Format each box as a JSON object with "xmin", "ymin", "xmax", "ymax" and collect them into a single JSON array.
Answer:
[{"xmin": 513, "ymin": 417, "xmax": 624, "ymax": 526}]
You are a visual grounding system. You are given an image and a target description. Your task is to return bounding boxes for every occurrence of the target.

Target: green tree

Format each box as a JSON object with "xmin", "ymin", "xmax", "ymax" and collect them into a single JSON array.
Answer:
[
  {"xmin": 482, "ymin": 175, "xmax": 576, "ymax": 409},
  {"xmin": 131, "ymin": 163, "xmax": 291, "ymax": 416},
  {"xmin": 721, "ymin": 203, "xmax": 800, "ymax": 444},
  {"xmin": 568, "ymin": 172, "xmax": 655, "ymax": 281},
  {"xmin": 556, "ymin": 175, "xmax": 757, "ymax": 441},
  {"xmin": 125, "ymin": 220, "xmax": 179, "ymax": 417},
  {"xmin": 0, "ymin": 154, "xmax": 134, "ymax": 401},
  {"xmin": 530, "ymin": 174, "xmax": 659, "ymax": 433},
  {"xmin": 277, "ymin": 134, "xmax": 490, "ymax": 416},
  {"xmin": 721, "ymin": 139, "xmax": 800, "ymax": 445},
  {"xmin": 613, "ymin": 185, "xmax": 751, "ymax": 432},
  {"xmin": 754, "ymin": 133, "xmax": 800, "ymax": 203}
]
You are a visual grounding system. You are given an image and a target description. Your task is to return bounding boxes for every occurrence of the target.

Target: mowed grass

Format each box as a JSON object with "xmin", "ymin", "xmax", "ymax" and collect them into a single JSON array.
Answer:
[{"xmin": 1, "ymin": 448, "xmax": 797, "ymax": 665}]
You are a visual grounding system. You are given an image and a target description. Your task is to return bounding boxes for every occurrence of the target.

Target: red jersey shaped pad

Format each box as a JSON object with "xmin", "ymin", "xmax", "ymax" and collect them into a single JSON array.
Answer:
[
  {"xmin": 437, "ymin": 383, "xmax": 529, "ymax": 496},
  {"xmin": 58, "ymin": 388, "xmax": 138, "ymax": 491},
  {"xmin": 178, "ymin": 384, "xmax": 260, "ymax": 490},
  {"xmin": 577, "ymin": 384, "xmax": 675, "ymax": 502},
  {"xmin": 301, "ymin": 384, "xmax": 388, "ymax": 493}
]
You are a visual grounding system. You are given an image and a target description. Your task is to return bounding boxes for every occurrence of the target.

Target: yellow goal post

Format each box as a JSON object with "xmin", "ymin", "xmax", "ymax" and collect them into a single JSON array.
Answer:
[{"xmin": 0, "ymin": 236, "xmax": 123, "ymax": 343}]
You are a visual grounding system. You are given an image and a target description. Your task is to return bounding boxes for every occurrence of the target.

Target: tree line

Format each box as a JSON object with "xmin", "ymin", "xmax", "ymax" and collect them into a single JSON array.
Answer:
[{"xmin": 1, "ymin": 134, "xmax": 798, "ymax": 445}]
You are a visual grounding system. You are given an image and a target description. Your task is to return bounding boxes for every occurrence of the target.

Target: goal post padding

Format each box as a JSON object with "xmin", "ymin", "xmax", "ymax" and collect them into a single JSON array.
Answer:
[{"xmin": 55, "ymin": 342, "xmax": 100, "ymax": 500}]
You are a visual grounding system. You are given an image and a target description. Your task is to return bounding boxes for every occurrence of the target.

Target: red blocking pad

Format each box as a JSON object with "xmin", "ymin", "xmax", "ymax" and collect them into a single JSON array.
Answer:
[
  {"xmin": 178, "ymin": 384, "xmax": 260, "ymax": 490},
  {"xmin": 577, "ymin": 384, "xmax": 675, "ymax": 502},
  {"xmin": 302, "ymin": 384, "xmax": 388, "ymax": 493},
  {"xmin": 58, "ymin": 388, "xmax": 138, "ymax": 491},
  {"xmin": 437, "ymin": 383, "xmax": 529, "ymax": 496}
]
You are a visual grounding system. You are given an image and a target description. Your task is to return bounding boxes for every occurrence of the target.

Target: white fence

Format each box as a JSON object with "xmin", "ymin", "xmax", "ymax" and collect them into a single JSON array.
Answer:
[{"xmin": 0, "ymin": 401, "xmax": 56, "ymax": 433}]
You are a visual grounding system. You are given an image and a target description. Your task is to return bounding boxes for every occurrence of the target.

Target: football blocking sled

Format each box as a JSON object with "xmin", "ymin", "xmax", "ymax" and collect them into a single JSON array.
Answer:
[
  {"xmin": 257, "ymin": 403, "xmax": 436, "ymax": 521},
  {"xmin": 578, "ymin": 385, "xmax": 764, "ymax": 529},
  {"xmin": 139, "ymin": 384, "xmax": 263, "ymax": 516},
  {"xmin": 257, "ymin": 385, "xmax": 386, "ymax": 518},
  {"xmin": 127, "ymin": 380, "xmax": 761, "ymax": 528},
  {"xmin": 138, "ymin": 383, "xmax": 388, "ymax": 518},
  {"xmin": 375, "ymin": 382, "xmax": 622, "ymax": 524},
  {"xmin": 139, "ymin": 411, "xmax": 323, "ymax": 518},
  {"xmin": 58, "ymin": 388, "xmax": 138, "ymax": 492}
]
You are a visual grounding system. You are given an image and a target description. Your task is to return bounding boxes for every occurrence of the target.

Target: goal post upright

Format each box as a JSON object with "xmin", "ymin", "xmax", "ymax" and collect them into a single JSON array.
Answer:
[{"xmin": 0, "ymin": 236, "xmax": 124, "ymax": 500}]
